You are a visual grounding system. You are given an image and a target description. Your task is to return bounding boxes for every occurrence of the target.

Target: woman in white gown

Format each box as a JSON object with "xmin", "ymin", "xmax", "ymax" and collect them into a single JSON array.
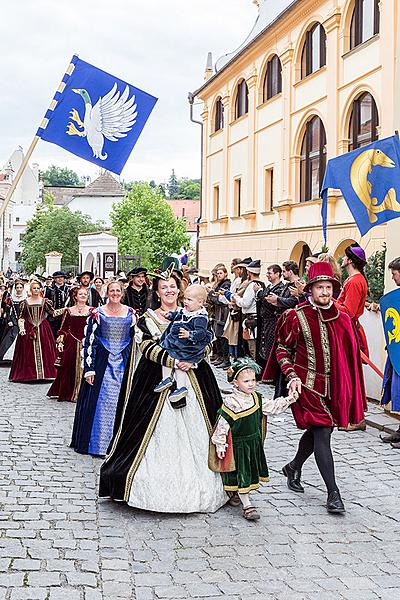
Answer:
[{"xmin": 99, "ymin": 269, "xmax": 227, "ymax": 513}]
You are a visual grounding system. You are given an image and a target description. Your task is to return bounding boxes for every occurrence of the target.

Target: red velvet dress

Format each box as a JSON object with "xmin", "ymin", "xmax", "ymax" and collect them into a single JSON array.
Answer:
[
  {"xmin": 9, "ymin": 299, "xmax": 58, "ymax": 382},
  {"xmin": 263, "ymin": 302, "xmax": 366, "ymax": 429},
  {"xmin": 47, "ymin": 310, "xmax": 88, "ymax": 402},
  {"xmin": 336, "ymin": 273, "xmax": 369, "ymax": 357}
]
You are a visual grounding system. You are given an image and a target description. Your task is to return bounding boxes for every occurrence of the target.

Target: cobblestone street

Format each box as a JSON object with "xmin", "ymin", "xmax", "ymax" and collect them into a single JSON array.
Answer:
[{"xmin": 1, "ymin": 364, "xmax": 400, "ymax": 600}]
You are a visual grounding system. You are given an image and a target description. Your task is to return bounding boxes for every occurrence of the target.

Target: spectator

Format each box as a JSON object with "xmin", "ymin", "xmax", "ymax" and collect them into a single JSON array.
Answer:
[
  {"xmin": 232, "ymin": 260, "xmax": 264, "ymax": 360},
  {"xmin": 265, "ymin": 260, "xmax": 300, "ymax": 312},
  {"xmin": 221, "ymin": 258, "xmax": 248, "ymax": 361},
  {"xmin": 208, "ymin": 265, "xmax": 231, "ymax": 368},
  {"xmin": 255, "ymin": 264, "xmax": 284, "ymax": 371}
]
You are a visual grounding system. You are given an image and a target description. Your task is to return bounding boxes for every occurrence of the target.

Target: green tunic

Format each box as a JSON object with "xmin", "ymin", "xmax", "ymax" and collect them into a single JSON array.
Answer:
[{"xmin": 220, "ymin": 391, "xmax": 269, "ymax": 494}]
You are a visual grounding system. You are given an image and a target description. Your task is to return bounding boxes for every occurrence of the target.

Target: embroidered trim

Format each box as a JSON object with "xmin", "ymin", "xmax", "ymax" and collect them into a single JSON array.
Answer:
[
  {"xmin": 319, "ymin": 316, "xmax": 331, "ymax": 397},
  {"xmin": 224, "ymin": 478, "xmax": 270, "ymax": 493},
  {"xmin": 188, "ymin": 370, "xmax": 212, "ymax": 435},
  {"xmin": 124, "ymin": 388, "xmax": 169, "ymax": 500},
  {"xmin": 297, "ymin": 309, "xmax": 316, "ymax": 390},
  {"xmin": 221, "ymin": 392, "xmax": 260, "ymax": 421}
]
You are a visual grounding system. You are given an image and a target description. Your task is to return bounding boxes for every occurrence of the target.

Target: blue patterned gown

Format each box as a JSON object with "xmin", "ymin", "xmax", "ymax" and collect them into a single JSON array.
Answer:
[{"xmin": 71, "ymin": 307, "xmax": 137, "ymax": 456}]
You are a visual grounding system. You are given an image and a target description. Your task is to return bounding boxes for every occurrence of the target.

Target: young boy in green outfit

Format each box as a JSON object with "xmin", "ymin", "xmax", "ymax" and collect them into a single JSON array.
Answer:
[{"xmin": 211, "ymin": 357, "xmax": 297, "ymax": 521}]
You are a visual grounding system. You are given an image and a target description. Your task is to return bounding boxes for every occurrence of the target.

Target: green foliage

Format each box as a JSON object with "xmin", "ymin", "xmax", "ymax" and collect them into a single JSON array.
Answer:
[
  {"xmin": 178, "ymin": 178, "xmax": 200, "ymax": 200},
  {"xmin": 167, "ymin": 169, "xmax": 180, "ymax": 198},
  {"xmin": 111, "ymin": 182, "xmax": 190, "ymax": 270},
  {"xmin": 21, "ymin": 200, "xmax": 103, "ymax": 273},
  {"xmin": 365, "ymin": 245, "xmax": 386, "ymax": 303},
  {"xmin": 41, "ymin": 165, "xmax": 82, "ymax": 187}
]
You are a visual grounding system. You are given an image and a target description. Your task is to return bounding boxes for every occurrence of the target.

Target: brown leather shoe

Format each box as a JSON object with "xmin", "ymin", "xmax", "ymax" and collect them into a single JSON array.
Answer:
[{"xmin": 338, "ymin": 420, "xmax": 366, "ymax": 432}]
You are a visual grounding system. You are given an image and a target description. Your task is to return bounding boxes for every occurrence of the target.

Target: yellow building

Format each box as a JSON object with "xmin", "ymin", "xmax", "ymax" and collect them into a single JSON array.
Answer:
[{"xmin": 192, "ymin": 0, "xmax": 395, "ymax": 272}]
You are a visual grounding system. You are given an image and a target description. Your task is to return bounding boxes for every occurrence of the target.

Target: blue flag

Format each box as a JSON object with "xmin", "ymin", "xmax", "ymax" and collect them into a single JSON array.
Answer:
[
  {"xmin": 380, "ymin": 287, "xmax": 400, "ymax": 377},
  {"xmin": 37, "ymin": 55, "xmax": 158, "ymax": 175},
  {"xmin": 321, "ymin": 135, "xmax": 400, "ymax": 241}
]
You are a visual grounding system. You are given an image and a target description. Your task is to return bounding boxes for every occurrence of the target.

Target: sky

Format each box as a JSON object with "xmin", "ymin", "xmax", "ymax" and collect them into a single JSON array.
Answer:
[{"xmin": 0, "ymin": 0, "xmax": 258, "ymax": 185}]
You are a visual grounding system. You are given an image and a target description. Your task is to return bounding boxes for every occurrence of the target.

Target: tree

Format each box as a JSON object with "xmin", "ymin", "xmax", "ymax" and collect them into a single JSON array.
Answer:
[
  {"xmin": 21, "ymin": 199, "xmax": 103, "ymax": 273},
  {"xmin": 149, "ymin": 180, "xmax": 156, "ymax": 189},
  {"xmin": 178, "ymin": 178, "xmax": 201, "ymax": 200},
  {"xmin": 167, "ymin": 169, "xmax": 180, "ymax": 198},
  {"xmin": 365, "ymin": 245, "xmax": 386, "ymax": 302},
  {"xmin": 111, "ymin": 182, "xmax": 190, "ymax": 269},
  {"xmin": 41, "ymin": 165, "xmax": 82, "ymax": 187}
]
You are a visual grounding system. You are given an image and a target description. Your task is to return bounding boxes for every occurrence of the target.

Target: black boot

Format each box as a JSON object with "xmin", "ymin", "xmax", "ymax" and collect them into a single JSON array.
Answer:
[
  {"xmin": 326, "ymin": 490, "xmax": 345, "ymax": 513},
  {"xmin": 380, "ymin": 429, "xmax": 400, "ymax": 443},
  {"xmin": 282, "ymin": 463, "xmax": 304, "ymax": 493}
]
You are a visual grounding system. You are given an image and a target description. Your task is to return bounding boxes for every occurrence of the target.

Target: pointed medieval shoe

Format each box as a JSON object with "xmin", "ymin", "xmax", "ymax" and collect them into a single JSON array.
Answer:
[
  {"xmin": 210, "ymin": 354, "xmax": 221, "ymax": 363},
  {"xmin": 282, "ymin": 463, "xmax": 304, "ymax": 493},
  {"xmin": 390, "ymin": 441, "xmax": 400, "ymax": 449},
  {"xmin": 169, "ymin": 387, "xmax": 188, "ymax": 409},
  {"xmin": 326, "ymin": 490, "xmax": 345, "ymax": 514},
  {"xmin": 154, "ymin": 376, "xmax": 174, "ymax": 393}
]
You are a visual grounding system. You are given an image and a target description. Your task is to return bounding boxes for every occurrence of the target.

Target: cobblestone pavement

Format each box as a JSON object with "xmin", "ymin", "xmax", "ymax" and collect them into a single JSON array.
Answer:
[{"xmin": 1, "ymin": 364, "xmax": 400, "ymax": 600}]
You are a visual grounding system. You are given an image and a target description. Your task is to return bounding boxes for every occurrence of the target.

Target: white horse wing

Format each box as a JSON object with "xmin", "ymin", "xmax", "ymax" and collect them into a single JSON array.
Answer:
[{"xmin": 91, "ymin": 83, "xmax": 138, "ymax": 142}]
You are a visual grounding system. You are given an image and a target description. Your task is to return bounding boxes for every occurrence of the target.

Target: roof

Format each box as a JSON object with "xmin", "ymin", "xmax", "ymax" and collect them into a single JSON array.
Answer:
[
  {"xmin": 167, "ymin": 199, "xmax": 200, "ymax": 232},
  {"xmin": 79, "ymin": 171, "xmax": 124, "ymax": 197},
  {"xmin": 45, "ymin": 185, "xmax": 84, "ymax": 206},
  {"xmin": 194, "ymin": 0, "xmax": 298, "ymax": 97}
]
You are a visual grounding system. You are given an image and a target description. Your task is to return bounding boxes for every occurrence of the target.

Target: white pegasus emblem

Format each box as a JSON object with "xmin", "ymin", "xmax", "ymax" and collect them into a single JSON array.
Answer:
[{"xmin": 66, "ymin": 83, "xmax": 138, "ymax": 160}]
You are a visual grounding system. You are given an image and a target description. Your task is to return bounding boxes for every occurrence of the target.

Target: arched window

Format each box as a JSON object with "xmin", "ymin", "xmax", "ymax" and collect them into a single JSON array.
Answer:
[
  {"xmin": 263, "ymin": 55, "xmax": 282, "ymax": 102},
  {"xmin": 301, "ymin": 23, "xmax": 326, "ymax": 79},
  {"xmin": 350, "ymin": 0, "xmax": 380, "ymax": 50},
  {"xmin": 214, "ymin": 97, "xmax": 224, "ymax": 132},
  {"xmin": 300, "ymin": 116, "xmax": 327, "ymax": 202},
  {"xmin": 234, "ymin": 79, "xmax": 249, "ymax": 119},
  {"xmin": 348, "ymin": 92, "xmax": 379, "ymax": 151}
]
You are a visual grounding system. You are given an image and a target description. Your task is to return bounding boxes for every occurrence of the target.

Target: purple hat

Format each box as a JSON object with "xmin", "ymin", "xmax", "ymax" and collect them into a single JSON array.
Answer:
[{"xmin": 347, "ymin": 244, "xmax": 367, "ymax": 264}]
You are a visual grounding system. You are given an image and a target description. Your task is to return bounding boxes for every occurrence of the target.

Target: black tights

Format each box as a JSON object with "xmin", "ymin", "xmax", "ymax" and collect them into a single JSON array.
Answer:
[{"xmin": 290, "ymin": 427, "xmax": 338, "ymax": 494}]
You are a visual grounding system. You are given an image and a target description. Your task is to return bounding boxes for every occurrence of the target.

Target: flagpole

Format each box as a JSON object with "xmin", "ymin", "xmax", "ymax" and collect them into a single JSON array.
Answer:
[{"xmin": 0, "ymin": 55, "xmax": 78, "ymax": 220}]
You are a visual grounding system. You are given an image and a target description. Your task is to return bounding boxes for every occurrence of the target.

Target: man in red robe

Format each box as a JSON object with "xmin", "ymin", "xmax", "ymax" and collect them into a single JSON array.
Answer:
[{"xmin": 263, "ymin": 262, "xmax": 366, "ymax": 514}]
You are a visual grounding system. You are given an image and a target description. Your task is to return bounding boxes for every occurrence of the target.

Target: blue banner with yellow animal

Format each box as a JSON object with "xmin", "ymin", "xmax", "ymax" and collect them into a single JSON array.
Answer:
[
  {"xmin": 321, "ymin": 135, "xmax": 400, "ymax": 241},
  {"xmin": 380, "ymin": 287, "xmax": 400, "ymax": 377},
  {"xmin": 37, "ymin": 55, "xmax": 158, "ymax": 175}
]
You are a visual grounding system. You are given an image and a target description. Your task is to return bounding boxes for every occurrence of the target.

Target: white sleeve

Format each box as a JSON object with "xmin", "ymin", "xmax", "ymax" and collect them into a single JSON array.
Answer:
[
  {"xmin": 262, "ymin": 395, "xmax": 296, "ymax": 415},
  {"xmin": 211, "ymin": 415, "xmax": 230, "ymax": 448},
  {"xmin": 233, "ymin": 286, "xmax": 254, "ymax": 309}
]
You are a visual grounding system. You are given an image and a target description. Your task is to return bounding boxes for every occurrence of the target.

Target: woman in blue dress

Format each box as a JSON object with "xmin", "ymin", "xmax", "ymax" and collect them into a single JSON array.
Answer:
[{"xmin": 71, "ymin": 281, "xmax": 137, "ymax": 456}]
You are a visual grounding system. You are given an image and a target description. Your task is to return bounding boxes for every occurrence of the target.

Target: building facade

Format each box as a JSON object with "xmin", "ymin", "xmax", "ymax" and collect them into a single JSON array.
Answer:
[
  {"xmin": 193, "ymin": 0, "xmax": 394, "ymax": 271},
  {"xmin": 0, "ymin": 147, "xmax": 41, "ymax": 271}
]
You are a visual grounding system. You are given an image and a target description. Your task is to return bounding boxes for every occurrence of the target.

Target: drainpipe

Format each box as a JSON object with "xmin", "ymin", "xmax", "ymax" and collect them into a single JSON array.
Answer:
[{"xmin": 188, "ymin": 92, "xmax": 203, "ymax": 270}]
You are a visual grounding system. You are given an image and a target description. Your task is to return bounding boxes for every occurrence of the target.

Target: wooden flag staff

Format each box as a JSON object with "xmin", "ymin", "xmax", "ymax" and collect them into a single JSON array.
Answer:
[{"xmin": 0, "ymin": 56, "xmax": 78, "ymax": 220}]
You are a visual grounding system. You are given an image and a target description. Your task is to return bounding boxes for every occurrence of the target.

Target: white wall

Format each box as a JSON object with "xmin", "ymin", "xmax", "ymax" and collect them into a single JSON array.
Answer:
[{"xmin": 67, "ymin": 195, "xmax": 122, "ymax": 227}]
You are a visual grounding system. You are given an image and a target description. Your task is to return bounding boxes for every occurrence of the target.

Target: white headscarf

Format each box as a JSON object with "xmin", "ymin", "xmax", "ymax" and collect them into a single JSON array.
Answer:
[{"xmin": 11, "ymin": 281, "xmax": 27, "ymax": 303}]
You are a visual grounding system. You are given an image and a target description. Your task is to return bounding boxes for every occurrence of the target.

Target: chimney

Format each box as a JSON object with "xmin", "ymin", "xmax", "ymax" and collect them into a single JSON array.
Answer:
[{"xmin": 204, "ymin": 52, "xmax": 213, "ymax": 81}]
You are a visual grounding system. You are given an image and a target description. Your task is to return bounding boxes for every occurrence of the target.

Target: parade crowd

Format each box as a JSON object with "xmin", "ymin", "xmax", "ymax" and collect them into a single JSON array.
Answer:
[{"xmin": 1, "ymin": 244, "xmax": 400, "ymax": 521}]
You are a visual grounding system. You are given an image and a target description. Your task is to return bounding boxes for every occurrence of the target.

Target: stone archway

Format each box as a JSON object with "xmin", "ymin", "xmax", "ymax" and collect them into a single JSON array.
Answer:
[
  {"xmin": 290, "ymin": 241, "xmax": 312, "ymax": 276},
  {"xmin": 334, "ymin": 239, "xmax": 357, "ymax": 261},
  {"xmin": 84, "ymin": 252, "xmax": 95, "ymax": 273}
]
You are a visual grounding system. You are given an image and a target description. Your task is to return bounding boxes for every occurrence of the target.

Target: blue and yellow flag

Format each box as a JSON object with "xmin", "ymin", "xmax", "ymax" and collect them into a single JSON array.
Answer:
[
  {"xmin": 380, "ymin": 287, "xmax": 400, "ymax": 377},
  {"xmin": 37, "ymin": 55, "xmax": 158, "ymax": 175},
  {"xmin": 321, "ymin": 135, "xmax": 400, "ymax": 241}
]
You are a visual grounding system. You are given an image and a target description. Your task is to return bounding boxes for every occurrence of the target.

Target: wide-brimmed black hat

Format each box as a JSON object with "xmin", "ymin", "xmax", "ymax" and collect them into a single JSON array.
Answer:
[
  {"xmin": 52, "ymin": 271, "xmax": 67, "ymax": 278},
  {"xmin": 247, "ymin": 259, "xmax": 261, "ymax": 274},
  {"xmin": 127, "ymin": 267, "xmax": 148, "ymax": 277},
  {"xmin": 236, "ymin": 257, "xmax": 253, "ymax": 268},
  {"xmin": 77, "ymin": 271, "xmax": 94, "ymax": 281}
]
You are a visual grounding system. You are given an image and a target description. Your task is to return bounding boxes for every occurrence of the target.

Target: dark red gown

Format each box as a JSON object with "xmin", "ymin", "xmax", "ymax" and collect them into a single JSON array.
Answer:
[
  {"xmin": 9, "ymin": 299, "xmax": 58, "ymax": 382},
  {"xmin": 47, "ymin": 310, "xmax": 87, "ymax": 402}
]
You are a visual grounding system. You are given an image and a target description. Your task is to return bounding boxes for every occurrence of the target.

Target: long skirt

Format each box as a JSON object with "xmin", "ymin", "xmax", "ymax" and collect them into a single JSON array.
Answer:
[
  {"xmin": 47, "ymin": 337, "xmax": 83, "ymax": 402},
  {"xmin": 9, "ymin": 321, "xmax": 57, "ymax": 382}
]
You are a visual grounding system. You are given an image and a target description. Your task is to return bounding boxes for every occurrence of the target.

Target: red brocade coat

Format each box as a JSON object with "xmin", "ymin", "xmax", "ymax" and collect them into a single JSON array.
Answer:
[{"xmin": 263, "ymin": 301, "xmax": 366, "ymax": 429}]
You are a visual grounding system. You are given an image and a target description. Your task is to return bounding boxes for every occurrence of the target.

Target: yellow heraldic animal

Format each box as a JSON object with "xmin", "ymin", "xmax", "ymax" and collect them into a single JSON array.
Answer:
[
  {"xmin": 350, "ymin": 149, "xmax": 400, "ymax": 223},
  {"xmin": 385, "ymin": 307, "xmax": 400, "ymax": 345}
]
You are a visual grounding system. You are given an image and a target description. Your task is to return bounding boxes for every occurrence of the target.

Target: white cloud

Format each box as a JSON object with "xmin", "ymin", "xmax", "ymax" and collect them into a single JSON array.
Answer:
[{"xmin": 0, "ymin": 0, "xmax": 256, "ymax": 182}]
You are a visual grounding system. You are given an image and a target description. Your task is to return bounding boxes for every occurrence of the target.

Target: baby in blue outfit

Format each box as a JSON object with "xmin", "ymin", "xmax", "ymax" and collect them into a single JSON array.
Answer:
[{"xmin": 155, "ymin": 284, "xmax": 213, "ymax": 408}]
